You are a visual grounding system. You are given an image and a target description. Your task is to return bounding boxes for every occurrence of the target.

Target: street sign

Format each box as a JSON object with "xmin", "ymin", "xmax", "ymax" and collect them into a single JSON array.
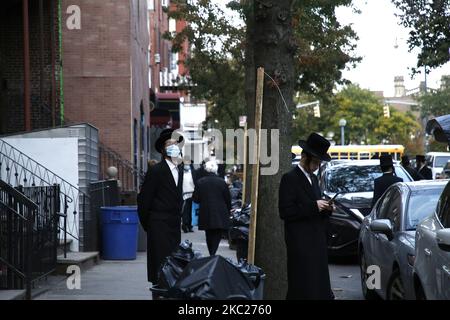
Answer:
[
  {"xmin": 239, "ymin": 116, "xmax": 247, "ymax": 127},
  {"xmin": 313, "ymin": 105, "xmax": 321, "ymax": 118},
  {"xmin": 383, "ymin": 105, "xmax": 390, "ymax": 118}
]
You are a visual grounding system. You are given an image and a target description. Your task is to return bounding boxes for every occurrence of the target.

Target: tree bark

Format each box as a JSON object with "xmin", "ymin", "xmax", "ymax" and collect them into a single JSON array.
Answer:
[{"xmin": 250, "ymin": 0, "xmax": 295, "ymax": 299}]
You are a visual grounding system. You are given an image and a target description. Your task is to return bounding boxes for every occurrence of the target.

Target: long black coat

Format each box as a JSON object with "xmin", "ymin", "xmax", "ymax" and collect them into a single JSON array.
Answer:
[
  {"xmin": 418, "ymin": 166, "xmax": 433, "ymax": 180},
  {"xmin": 403, "ymin": 166, "xmax": 423, "ymax": 181},
  {"xmin": 371, "ymin": 173, "xmax": 403, "ymax": 208},
  {"xmin": 192, "ymin": 173, "xmax": 231, "ymax": 230},
  {"xmin": 137, "ymin": 160, "xmax": 183, "ymax": 283},
  {"xmin": 279, "ymin": 166, "xmax": 333, "ymax": 300}
]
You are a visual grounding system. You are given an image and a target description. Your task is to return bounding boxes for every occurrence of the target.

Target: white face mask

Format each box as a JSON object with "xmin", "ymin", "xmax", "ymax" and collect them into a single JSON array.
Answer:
[{"xmin": 165, "ymin": 144, "xmax": 181, "ymax": 158}]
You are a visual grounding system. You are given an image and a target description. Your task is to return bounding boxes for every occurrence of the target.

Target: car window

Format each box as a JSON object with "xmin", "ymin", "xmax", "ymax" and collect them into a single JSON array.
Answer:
[
  {"xmin": 435, "ymin": 156, "xmax": 450, "ymax": 168},
  {"xmin": 406, "ymin": 188, "xmax": 444, "ymax": 230},
  {"xmin": 437, "ymin": 185, "xmax": 450, "ymax": 229},
  {"xmin": 381, "ymin": 189, "xmax": 402, "ymax": 232},
  {"xmin": 376, "ymin": 188, "xmax": 394, "ymax": 219},
  {"xmin": 324, "ymin": 165, "xmax": 411, "ymax": 193}
]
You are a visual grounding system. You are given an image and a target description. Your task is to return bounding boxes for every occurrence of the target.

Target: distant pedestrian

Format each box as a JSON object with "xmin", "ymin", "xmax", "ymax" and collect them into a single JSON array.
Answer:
[
  {"xmin": 181, "ymin": 156, "xmax": 195, "ymax": 233},
  {"xmin": 416, "ymin": 155, "xmax": 433, "ymax": 180},
  {"xmin": 371, "ymin": 155, "xmax": 403, "ymax": 208},
  {"xmin": 192, "ymin": 160, "xmax": 231, "ymax": 256},
  {"xmin": 401, "ymin": 155, "xmax": 423, "ymax": 181},
  {"xmin": 279, "ymin": 132, "xmax": 334, "ymax": 300},
  {"xmin": 137, "ymin": 129, "xmax": 184, "ymax": 287}
]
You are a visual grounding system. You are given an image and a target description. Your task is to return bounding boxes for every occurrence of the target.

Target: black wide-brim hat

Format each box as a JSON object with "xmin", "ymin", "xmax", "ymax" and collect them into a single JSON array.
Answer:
[
  {"xmin": 298, "ymin": 133, "xmax": 331, "ymax": 162},
  {"xmin": 416, "ymin": 155, "xmax": 426, "ymax": 162},
  {"xmin": 380, "ymin": 154, "xmax": 394, "ymax": 167},
  {"xmin": 155, "ymin": 128, "xmax": 184, "ymax": 154}
]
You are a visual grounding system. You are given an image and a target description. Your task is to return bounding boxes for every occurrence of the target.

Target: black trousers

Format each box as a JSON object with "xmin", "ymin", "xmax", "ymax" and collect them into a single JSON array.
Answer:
[
  {"xmin": 147, "ymin": 217, "xmax": 181, "ymax": 283},
  {"xmin": 205, "ymin": 229, "xmax": 223, "ymax": 256},
  {"xmin": 182, "ymin": 198, "xmax": 193, "ymax": 229}
]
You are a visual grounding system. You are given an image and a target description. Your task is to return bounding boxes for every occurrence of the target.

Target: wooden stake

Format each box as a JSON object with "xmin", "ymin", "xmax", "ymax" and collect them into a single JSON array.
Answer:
[
  {"xmin": 248, "ymin": 67, "xmax": 264, "ymax": 264},
  {"xmin": 242, "ymin": 122, "xmax": 248, "ymax": 205}
]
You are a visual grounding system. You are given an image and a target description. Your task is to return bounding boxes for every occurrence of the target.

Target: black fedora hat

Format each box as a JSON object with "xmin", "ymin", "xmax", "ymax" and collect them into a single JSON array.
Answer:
[
  {"xmin": 416, "ymin": 155, "xmax": 426, "ymax": 162},
  {"xmin": 298, "ymin": 133, "xmax": 331, "ymax": 162},
  {"xmin": 155, "ymin": 128, "xmax": 184, "ymax": 154},
  {"xmin": 401, "ymin": 155, "xmax": 410, "ymax": 166},
  {"xmin": 380, "ymin": 154, "xmax": 394, "ymax": 167}
]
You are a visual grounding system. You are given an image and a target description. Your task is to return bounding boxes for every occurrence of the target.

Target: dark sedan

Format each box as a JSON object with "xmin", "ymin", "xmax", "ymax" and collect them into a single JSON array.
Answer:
[
  {"xmin": 319, "ymin": 160, "xmax": 413, "ymax": 257},
  {"xmin": 358, "ymin": 181, "xmax": 446, "ymax": 300}
]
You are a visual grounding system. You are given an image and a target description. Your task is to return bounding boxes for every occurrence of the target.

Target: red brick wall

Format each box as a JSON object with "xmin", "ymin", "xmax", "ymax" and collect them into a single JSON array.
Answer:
[
  {"xmin": 63, "ymin": 0, "xmax": 150, "ymax": 168},
  {"xmin": 0, "ymin": 1, "xmax": 58, "ymax": 134}
]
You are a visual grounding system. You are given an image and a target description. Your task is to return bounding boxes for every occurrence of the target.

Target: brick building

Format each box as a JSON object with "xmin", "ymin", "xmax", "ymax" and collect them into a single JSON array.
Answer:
[{"xmin": 0, "ymin": 0, "xmax": 151, "ymax": 186}]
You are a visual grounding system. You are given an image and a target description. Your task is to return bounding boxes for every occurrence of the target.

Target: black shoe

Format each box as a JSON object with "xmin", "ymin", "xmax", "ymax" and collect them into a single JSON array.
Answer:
[
  {"xmin": 188, "ymin": 226, "xmax": 194, "ymax": 232},
  {"xmin": 182, "ymin": 225, "xmax": 189, "ymax": 233}
]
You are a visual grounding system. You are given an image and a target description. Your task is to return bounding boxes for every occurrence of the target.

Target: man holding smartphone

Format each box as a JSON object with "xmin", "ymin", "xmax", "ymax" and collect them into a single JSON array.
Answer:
[{"xmin": 279, "ymin": 133, "xmax": 334, "ymax": 300}]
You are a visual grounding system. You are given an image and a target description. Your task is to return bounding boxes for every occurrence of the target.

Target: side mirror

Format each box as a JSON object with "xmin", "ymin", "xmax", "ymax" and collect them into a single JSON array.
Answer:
[
  {"xmin": 370, "ymin": 219, "xmax": 394, "ymax": 241},
  {"xmin": 436, "ymin": 229, "xmax": 450, "ymax": 252}
]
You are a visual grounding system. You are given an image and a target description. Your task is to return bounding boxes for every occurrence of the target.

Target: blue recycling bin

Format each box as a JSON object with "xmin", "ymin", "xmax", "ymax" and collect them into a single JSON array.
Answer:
[{"xmin": 100, "ymin": 206, "xmax": 139, "ymax": 260}]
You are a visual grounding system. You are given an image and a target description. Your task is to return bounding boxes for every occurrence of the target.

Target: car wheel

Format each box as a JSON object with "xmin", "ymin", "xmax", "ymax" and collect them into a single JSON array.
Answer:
[
  {"xmin": 359, "ymin": 249, "xmax": 379, "ymax": 300},
  {"xmin": 387, "ymin": 269, "xmax": 405, "ymax": 300}
]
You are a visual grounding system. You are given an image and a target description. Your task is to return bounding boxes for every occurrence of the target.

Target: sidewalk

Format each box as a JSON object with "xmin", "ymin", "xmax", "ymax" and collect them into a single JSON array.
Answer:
[{"xmin": 36, "ymin": 228, "xmax": 236, "ymax": 300}]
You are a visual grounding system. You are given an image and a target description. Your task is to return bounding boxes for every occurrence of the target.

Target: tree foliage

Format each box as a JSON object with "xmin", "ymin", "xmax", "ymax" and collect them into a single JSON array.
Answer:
[
  {"xmin": 392, "ymin": 0, "xmax": 450, "ymax": 74},
  {"xmin": 293, "ymin": 85, "xmax": 421, "ymax": 149},
  {"xmin": 166, "ymin": 0, "xmax": 361, "ymax": 129},
  {"xmin": 419, "ymin": 86, "xmax": 450, "ymax": 119}
]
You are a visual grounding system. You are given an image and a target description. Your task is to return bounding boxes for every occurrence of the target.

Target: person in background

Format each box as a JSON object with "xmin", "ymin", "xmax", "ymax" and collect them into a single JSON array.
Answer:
[
  {"xmin": 401, "ymin": 155, "xmax": 423, "ymax": 181},
  {"xmin": 181, "ymin": 156, "xmax": 195, "ymax": 233},
  {"xmin": 416, "ymin": 155, "xmax": 433, "ymax": 180},
  {"xmin": 372, "ymin": 155, "xmax": 403, "ymax": 207},
  {"xmin": 192, "ymin": 160, "xmax": 231, "ymax": 256},
  {"xmin": 137, "ymin": 129, "xmax": 184, "ymax": 289}
]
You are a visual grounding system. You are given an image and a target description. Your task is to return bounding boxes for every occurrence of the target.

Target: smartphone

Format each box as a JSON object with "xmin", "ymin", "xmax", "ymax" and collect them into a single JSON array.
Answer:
[{"xmin": 328, "ymin": 192, "xmax": 341, "ymax": 204}]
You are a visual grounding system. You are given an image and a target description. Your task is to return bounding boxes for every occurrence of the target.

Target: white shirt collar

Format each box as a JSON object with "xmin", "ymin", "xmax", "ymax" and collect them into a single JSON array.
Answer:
[
  {"xmin": 298, "ymin": 163, "xmax": 312, "ymax": 185},
  {"xmin": 165, "ymin": 159, "xmax": 177, "ymax": 171}
]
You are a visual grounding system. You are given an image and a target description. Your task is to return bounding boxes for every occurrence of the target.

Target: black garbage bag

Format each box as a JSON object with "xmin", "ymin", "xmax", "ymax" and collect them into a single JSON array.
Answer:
[
  {"xmin": 230, "ymin": 187, "xmax": 242, "ymax": 201},
  {"xmin": 232, "ymin": 259, "xmax": 265, "ymax": 299},
  {"xmin": 169, "ymin": 255, "xmax": 255, "ymax": 300},
  {"xmin": 229, "ymin": 226, "xmax": 248, "ymax": 241},
  {"xmin": 231, "ymin": 212, "xmax": 250, "ymax": 227},
  {"xmin": 154, "ymin": 240, "xmax": 202, "ymax": 294}
]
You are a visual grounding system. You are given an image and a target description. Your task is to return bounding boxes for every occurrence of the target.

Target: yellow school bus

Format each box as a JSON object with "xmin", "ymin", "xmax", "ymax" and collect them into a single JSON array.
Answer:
[{"xmin": 291, "ymin": 144, "xmax": 405, "ymax": 161}]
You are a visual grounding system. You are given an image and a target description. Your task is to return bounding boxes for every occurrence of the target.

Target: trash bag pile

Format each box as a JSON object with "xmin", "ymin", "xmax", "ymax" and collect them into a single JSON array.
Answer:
[
  {"xmin": 228, "ymin": 204, "xmax": 251, "ymax": 261},
  {"xmin": 150, "ymin": 240, "xmax": 265, "ymax": 300}
]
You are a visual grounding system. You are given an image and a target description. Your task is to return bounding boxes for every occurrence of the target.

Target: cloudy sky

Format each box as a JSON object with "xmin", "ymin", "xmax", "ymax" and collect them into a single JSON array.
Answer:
[{"xmin": 336, "ymin": 0, "xmax": 450, "ymax": 96}]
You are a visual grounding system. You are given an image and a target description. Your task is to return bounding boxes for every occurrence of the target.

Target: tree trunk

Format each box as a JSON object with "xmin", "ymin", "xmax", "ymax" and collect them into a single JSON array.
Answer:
[{"xmin": 250, "ymin": 0, "xmax": 295, "ymax": 299}]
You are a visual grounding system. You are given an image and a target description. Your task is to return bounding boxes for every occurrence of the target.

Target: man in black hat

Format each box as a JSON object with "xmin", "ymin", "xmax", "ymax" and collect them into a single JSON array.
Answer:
[
  {"xmin": 279, "ymin": 132, "xmax": 334, "ymax": 300},
  {"xmin": 137, "ymin": 129, "xmax": 184, "ymax": 289},
  {"xmin": 371, "ymin": 155, "xmax": 403, "ymax": 208},
  {"xmin": 416, "ymin": 155, "xmax": 432, "ymax": 180},
  {"xmin": 401, "ymin": 155, "xmax": 423, "ymax": 181}
]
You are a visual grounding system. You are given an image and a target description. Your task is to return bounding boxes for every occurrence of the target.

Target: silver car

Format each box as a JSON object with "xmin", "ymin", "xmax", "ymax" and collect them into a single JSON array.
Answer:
[
  {"xmin": 359, "ymin": 180, "xmax": 447, "ymax": 300},
  {"xmin": 414, "ymin": 180, "xmax": 450, "ymax": 299}
]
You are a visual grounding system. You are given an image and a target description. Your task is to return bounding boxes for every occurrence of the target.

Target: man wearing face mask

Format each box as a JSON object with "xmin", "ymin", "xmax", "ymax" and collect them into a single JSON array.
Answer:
[
  {"xmin": 279, "ymin": 133, "xmax": 334, "ymax": 300},
  {"xmin": 137, "ymin": 129, "xmax": 184, "ymax": 290}
]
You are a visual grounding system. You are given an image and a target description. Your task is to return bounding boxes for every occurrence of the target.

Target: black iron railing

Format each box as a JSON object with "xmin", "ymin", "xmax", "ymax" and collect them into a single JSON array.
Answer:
[
  {"xmin": 0, "ymin": 139, "xmax": 87, "ymax": 254},
  {"xmin": 98, "ymin": 143, "xmax": 145, "ymax": 192},
  {"xmin": 0, "ymin": 180, "xmax": 58, "ymax": 300}
]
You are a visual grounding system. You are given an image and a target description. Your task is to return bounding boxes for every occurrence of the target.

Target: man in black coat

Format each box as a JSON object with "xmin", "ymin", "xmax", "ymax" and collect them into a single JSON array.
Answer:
[
  {"xmin": 279, "ymin": 133, "xmax": 334, "ymax": 300},
  {"xmin": 137, "ymin": 129, "xmax": 184, "ymax": 285},
  {"xmin": 371, "ymin": 155, "xmax": 403, "ymax": 208},
  {"xmin": 192, "ymin": 160, "xmax": 231, "ymax": 255},
  {"xmin": 416, "ymin": 155, "xmax": 433, "ymax": 180},
  {"xmin": 401, "ymin": 155, "xmax": 423, "ymax": 181}
]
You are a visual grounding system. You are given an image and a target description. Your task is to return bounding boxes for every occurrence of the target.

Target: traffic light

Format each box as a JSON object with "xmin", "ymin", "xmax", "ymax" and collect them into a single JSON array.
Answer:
[
  {"xmin": 313, "ymin": 105, "xmax": 321, "ymax": 118},
  {"xmin": 383, "ymin": 105, "xmax": 390, "ymax": 118}
]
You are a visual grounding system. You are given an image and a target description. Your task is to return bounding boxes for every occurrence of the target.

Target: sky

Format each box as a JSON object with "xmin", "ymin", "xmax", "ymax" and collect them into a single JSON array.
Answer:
[{"xmin": 336, "ymin": 0, "xmax": 450, "ymax": 97}]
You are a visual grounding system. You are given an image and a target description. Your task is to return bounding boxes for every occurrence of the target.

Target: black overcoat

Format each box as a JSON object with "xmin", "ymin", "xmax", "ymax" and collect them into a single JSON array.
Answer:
[
  {"xmin": 371, "ymin": 173, "xmax": 403, "ymax": 208},
  {"xmin": 192, "ymin": 173, "xmax": 231, "ymax": 230},
  {"xmin": 418, "ymin": 166, "xmax": 433, "ymax": 180},
  {"xmin": 137, "ymin": 160, "xmax": 183, "ymax": 283},
  {"xmin": 279, "ymin": 166, "xmax": 333, "ymax": 300}
]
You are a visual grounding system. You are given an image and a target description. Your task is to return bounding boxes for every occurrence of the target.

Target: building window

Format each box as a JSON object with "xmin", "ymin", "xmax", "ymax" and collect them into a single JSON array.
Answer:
[
  {"xmin": 147, "ymin": 0, "xmax": 154, "ymax": 10},
  {"xmin": 170, "ymin": 52, "xmax": 178, "ymax": 72},
  {"xmin": 161, "ymin": 0, "xmax": 168, "ymax": 8},
  {"xmin": 169, "ymin": 18, "xmax": 176, "ymax": 33}
]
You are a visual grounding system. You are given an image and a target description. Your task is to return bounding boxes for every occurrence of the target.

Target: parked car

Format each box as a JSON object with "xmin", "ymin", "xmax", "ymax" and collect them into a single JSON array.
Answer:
[
  {"xmin": 319, "ymin": 160, "xmax": 413, "ymax": 256},
  {"xmin": 358, "ymin": 180, "xmax": 447, "ymax": 300},
  {"xmin": 413, "ymin": 181, "xmax": 450, "ymax": 299},
  {"xmin": 425, "ymin": 152, "xmax": 450, "ymax": 179}
]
